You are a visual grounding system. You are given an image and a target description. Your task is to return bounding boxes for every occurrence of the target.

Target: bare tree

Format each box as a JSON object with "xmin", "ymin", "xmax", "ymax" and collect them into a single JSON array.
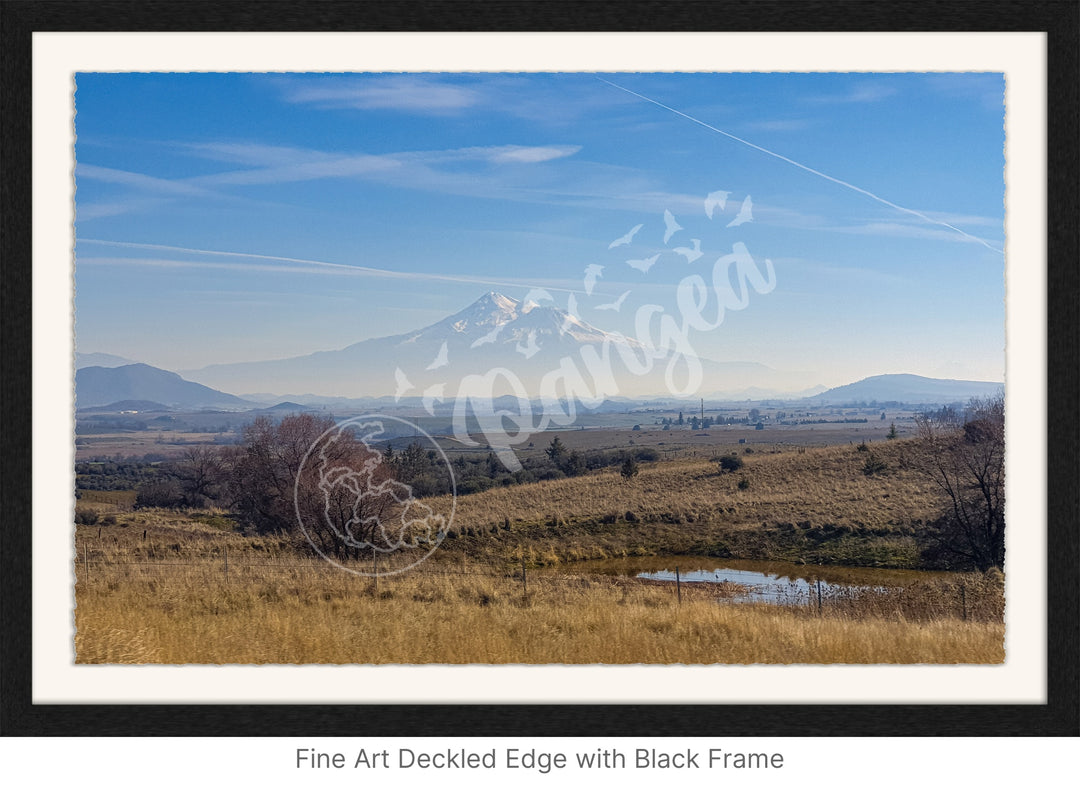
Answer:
[
  {"xmin": 174, "ymin": 444, "xmax": 224, "ymax": 507},
  {"xmin": 914, "ymin": 393, "xmax": 1005, "ymax": 571},
  {"xmin": 225, "ymin": 414, "xmax": 422, "ymax": 560},
  {"xmin": 224, "ymin": 415, "xmax": 314, "ymax": 536}
]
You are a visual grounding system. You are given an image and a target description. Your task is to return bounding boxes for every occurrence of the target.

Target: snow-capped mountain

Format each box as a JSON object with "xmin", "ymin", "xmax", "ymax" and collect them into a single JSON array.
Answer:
[
  {"xmin": 397, "ymin": 291, "xmax": 633, "ymax": 350},
  {"xmin": 182, "ymin": 292, "xmax": 776, "ymax": 399}
]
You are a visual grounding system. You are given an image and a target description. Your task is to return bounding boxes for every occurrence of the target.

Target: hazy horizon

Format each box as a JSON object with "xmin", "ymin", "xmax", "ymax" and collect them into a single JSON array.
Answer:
[{"xmin": 74, "ymin": 72, "xmax": 1005, "ymax": 394}]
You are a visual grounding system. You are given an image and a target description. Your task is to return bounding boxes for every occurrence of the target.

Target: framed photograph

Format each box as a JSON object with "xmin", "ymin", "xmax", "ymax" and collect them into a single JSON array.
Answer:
[{"xmin": 2, "ymin": 1, "xmax": 1077, "ymax": 739}]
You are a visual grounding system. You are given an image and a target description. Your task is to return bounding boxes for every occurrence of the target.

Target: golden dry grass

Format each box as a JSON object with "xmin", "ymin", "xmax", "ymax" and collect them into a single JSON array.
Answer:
[
  {"xmin": 442, "ymin": 441, "xmax": 936, "ymax": 532},
  {"xmin": 418, "ymin": 440, "xmax": 943, "ymax": 568},
  {"xmin": 72, "ymin": 440, "xmax": 1001, "ymax": 665},
  {"xmin": 74, "ymin": 534, "xmax": 1003, "ymax": 665},
  {"xmin": 76, "ymin": 488, "xmax": 137, "ymax": 510}
]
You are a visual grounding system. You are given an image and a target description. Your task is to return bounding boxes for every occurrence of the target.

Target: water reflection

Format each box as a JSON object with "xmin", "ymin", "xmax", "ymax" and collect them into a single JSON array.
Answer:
[
  {"xmin": 561, "ymin": 556, "xmax": 952, "ymax": 606},
  {"xmin": 638, "ymin": 566, "xmax": 864, "ymax": 604}
]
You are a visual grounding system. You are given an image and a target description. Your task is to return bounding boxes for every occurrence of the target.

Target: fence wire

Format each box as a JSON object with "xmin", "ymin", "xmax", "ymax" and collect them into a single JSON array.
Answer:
[{"xmin": 74, "ymin": 544, "xmax": 1004, "ymax": 623}]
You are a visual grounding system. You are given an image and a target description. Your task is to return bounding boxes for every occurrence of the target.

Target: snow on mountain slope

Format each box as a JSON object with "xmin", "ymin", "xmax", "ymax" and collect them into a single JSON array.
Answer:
[{"xmin": 182, "ymin": 292, "xmax": 764, "ymax": 398}]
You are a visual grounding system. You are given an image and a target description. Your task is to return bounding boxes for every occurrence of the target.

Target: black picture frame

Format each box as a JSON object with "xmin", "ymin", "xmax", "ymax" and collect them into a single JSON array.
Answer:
[{"xmin": 2, "ymin": 1, "xmax": 1077, "ymax": 737}]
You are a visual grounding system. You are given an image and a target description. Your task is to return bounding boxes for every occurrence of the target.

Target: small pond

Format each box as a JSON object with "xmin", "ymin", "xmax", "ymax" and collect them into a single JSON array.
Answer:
[{"xmin": 559, "ymin": 556, "xmax": 958, "ymax": 606}]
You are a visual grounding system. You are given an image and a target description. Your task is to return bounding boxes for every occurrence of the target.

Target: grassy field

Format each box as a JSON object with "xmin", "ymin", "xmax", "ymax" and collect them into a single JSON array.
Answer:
[
  {"xmin": 75, "ymin": 572, "xmax": 1003, "ymax": 664},
  {"xmin": 426, "ymin": 439, "xmax": 945, "ymax": 568},
  {"xmin": 73, "ymin": 507, "xmax": 1003, "ymax": 664},
  {"xmin": 72, "ymin": 435, "xmax": 1004, "ymax": 664},
  {"xmin": 74, "ymin": 417, "xmax": 915, "ymax": 461},
  {"xmin": 73, "ymin": 440, "xmax": 942, "ymax": 568}
]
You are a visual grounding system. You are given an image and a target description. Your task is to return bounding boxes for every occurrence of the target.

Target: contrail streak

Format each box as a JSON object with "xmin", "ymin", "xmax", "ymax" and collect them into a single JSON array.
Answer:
[
  {"xmin": 596, "ymin": 77, "xmax": 1003, "ymax": 254},
  {"xmin": 77, "ymin": 238, "xmax": 578, "ymax": 292}
]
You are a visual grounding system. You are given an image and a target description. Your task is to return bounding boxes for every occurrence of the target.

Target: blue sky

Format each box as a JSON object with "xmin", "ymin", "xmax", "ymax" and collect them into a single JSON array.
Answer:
[{"xmin": 74, "ymin": 72, "xmax": 1005, "ymax": 389}]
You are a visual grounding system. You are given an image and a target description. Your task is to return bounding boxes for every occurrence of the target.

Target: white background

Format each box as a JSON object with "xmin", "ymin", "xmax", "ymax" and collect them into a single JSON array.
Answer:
[
  {"xmin": 2, "ymin": 737, "xmax": 1077, "ymax": 790},
  {"xmin": 12, "ymin": 28, "xmax": 1067, "ymax": 783}
]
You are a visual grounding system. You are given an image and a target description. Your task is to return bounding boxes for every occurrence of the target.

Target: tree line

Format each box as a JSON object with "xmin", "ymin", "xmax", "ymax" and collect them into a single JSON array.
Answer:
[
  {"xmin": 100, "ymin": 416, "xmax": 659, "ymax": 555},
  {"xmin": 78, "ymin": 394, "xmax": 1005, "ymax": 572}
]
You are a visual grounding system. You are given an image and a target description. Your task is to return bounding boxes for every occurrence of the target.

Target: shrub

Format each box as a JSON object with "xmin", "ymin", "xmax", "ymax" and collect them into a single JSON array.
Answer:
[
  {"xmin": 458, "ymin": 477, "xmax": 494, "ymax": 495},
  {"xmin": 718, "ymin": 454, "xmax": 744, "ymax": 473},
  {"xmin": 737, "ymin": 477, "xmax": 750, "ymax": 490},
  {"xmin": 862, "ymin": 454, "xmax": 888, "ymax": 476},
  {"xmin": 135, "ymin": 479, "xmax": 185, "ymax": 509},
  {"xmin": 74, "ymin": 508, "xmax": 99, "ymax": 525}
]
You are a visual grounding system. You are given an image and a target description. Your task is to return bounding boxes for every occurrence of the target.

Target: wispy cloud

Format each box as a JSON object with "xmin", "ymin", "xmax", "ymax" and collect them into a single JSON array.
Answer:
[
  {"xmin": 180, "ymin": 142, "xmax": 334, "ymax": 167},
  {"xmin": 920, "ymin": 210, "xmax": 1002, "ymax": 229},
  {"xmin": 76, "ymin": 240, "xmax": 584, "ymax": 292},
  {"xmin": 748, "ymin": 202, "xmax": 1003, "ymax": 247},
  {"xmin": 480, "ymin": 145, "xmax": 582, "ymax": 164},
  {"xmin": 803, "ymin": 82, "xmax": 897, "ymax": 104},
  {"xmin": 185, "ymin": 141, "xmax": 582, "ymax": 171},
  {"xmin": 197, "ymin": 154, "xmax": 402, "ymax": 187},
  {"xmin": 821, "ymin": 221, "xmax": 1004, "ymax": 246},
  {"xmin": 283, "ymin": 76, "xmax": 481, "ymax": 114},
  {"xmin": 75, "ymin": 162, "xmax": 259, "ymax": 219},
  {"xmin": 77, "ymin": 141, "xmax": 584, "ymax": 219},
  {"xmin": 740, "ymin": 119, "xmax": 812, "ymax": 133},
  {"xmin": 186, "ymin": 142, "xmax": 583, "ymax": 194},
  {"xmin": 276, "ymin": 74, "xmax": 626, "ymax": 125},
  {"xmin": 773, "ymin": 257, "xmax": 910, "ymax": 286},
  {"xmin": 78, "ymin": 198, "xmax": 171, "ymax": 222},
  {"xmin": 76, "ymin": 164, "xmax": 217, "ymax": 197},
  {"xmin": 921, "ymin": 73, "xmax": 1004, "ymax": 112}
]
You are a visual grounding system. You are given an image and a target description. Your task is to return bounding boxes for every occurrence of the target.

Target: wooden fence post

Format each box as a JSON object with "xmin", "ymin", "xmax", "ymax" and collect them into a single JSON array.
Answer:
[
  {"xmin": 373, "ymin": 547, "xmax": 379, "ymax": 596},
  {"xmin": 224, "ymin": 545, "xmax": 228, "ymax": 583},
  {"xmin": 675, "ymin": 566, "xmax": 682, "ymax": 605},
  {"xmin": 960, "ymin": 583, "xmax": 967, "ymax": 621},
  {"xmin": 521, "ymin": 558, "xmax": 527, "ymax": 597},
  {"xmin": 83, "ymin": 544, "xmax": 89, "ymax": 583},
  {"xmin": 816, "ymin": 580, "xmax": 823, "ymax": 615}
]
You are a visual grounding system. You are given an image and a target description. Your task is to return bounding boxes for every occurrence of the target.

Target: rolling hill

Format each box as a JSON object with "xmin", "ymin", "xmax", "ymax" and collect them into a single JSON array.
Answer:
[
  {"xmin": 807, "ymin": 374, "xmax": 1003, "ymax": 405},
  {"xmin": 75, "ymin": 363, "xmax": 252, "ymax": 410}
]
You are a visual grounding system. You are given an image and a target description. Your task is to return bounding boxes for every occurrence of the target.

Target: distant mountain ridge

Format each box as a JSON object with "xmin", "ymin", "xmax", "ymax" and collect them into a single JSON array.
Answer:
[
  {"xmin": 807, "ymin": 374, "xmax": 1003, "ymax": 405},
  {"xmin": 77, "ymin": 399, "xmax": 173, "ymax": 413},
  {"xmin": 76, "ymin": 363, "xmax": 252, "ymax": 410},
  {"xmin": 75, "ymin": 351, "xmax": 138, "ymax": 369},
  {"xmin": 255, "ymin": 401, "xmax": 323, "ymax": 413},
  {"xmin": 182, "ymin": 291, "xmax": 804, "ymax": 398}
]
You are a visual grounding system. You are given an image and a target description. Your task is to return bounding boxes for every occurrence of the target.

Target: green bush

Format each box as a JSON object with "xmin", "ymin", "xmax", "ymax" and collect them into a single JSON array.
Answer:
[{"xmin": 862, "ymin": 454, "xmax": 888, "ymax": 476}]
